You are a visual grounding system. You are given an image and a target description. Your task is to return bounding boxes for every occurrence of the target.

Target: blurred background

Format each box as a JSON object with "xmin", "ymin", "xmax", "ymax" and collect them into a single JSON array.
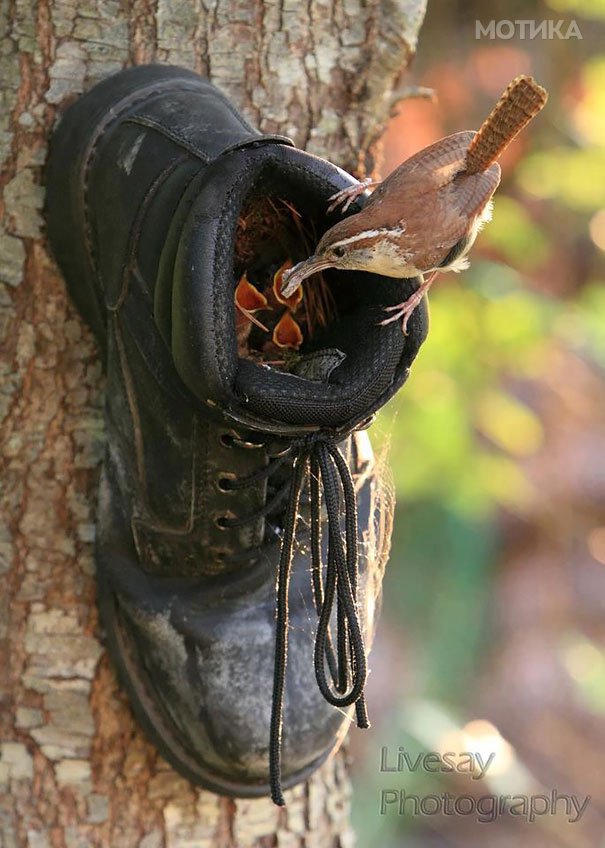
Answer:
[{"xmin": 350, "ymin": 0, "xmax": 605, "ymax": 845}]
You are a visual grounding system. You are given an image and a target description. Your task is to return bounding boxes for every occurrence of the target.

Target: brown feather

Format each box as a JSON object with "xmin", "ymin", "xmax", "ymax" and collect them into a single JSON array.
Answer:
[
  {"xmin": 366, "ymin": 131, "xmax": 475, "ymax": 213},
  {"xmin": 318, "ymin": 133, "xmax": 500, "ymax": 271},
  {"xmin": 287, "ymin": 75, "xmax": 546, "ymax": 288},
  {"xmin": 465, "ymin": 76, "xmax": 548, "ymax": 175}
]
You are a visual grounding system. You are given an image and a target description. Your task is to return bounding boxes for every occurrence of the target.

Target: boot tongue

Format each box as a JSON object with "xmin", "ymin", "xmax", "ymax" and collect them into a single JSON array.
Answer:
[{"xmin": 289, "ymin": 348, "xmax": 346, "ymax": 382}]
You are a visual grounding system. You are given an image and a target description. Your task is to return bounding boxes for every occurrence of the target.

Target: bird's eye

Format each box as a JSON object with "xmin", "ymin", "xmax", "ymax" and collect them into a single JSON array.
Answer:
[{"xmin": 333, "ymin": 246, "xmax": 346, "ymax": 258}]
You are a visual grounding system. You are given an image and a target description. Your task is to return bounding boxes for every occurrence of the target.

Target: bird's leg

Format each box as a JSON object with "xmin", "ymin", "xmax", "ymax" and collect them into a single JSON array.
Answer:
[
  {"xmin": 379, "ymin": 271, "xmax": 438, "ymax": 335},
  {"xmin": 327, "ymin": 178, "xmax": 380, "ymax": 214}
]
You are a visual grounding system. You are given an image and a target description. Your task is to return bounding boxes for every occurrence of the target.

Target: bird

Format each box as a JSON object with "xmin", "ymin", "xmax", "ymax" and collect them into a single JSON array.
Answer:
[{"xmin": 280, "ymin": 75, "xmax": 548, "ymax": 333}]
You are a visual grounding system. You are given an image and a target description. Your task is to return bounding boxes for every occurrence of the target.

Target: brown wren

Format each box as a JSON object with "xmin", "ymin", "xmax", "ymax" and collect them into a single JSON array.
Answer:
[{"xmin": 281, "ymin": 75, "xmax": 548, "ymax": 332}]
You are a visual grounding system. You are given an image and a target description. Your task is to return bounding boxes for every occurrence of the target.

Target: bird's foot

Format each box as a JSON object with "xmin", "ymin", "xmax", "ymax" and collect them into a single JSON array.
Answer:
[
  {"xmin": 379, "ymin": 297, "xmax": 422, "ymax": 335},
  {"xmin": 379, "ymin": 275, "xmax": 435, "ymax": 335},
  {"xmin": 327, "ymin": 178, "xmax": 379, "ymax": 214}
]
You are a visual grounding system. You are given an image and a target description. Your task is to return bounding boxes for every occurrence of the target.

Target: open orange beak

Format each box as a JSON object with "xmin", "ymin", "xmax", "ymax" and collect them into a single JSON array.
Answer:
[
  {"xmin": 235, "ymin": 273, "xmax": 268, "ymax": 312},
  {"xmin": 272, "ymin": 312, "xmax": 303, "ymax": 350},
  {"xmin": 234, "ymin": 273, "xmax": 269, "ymax": 332}
]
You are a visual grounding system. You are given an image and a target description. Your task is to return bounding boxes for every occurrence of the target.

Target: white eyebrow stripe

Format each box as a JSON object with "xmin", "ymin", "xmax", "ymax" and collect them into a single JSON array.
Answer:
[{"xmin": 329, "ymin": 226, "xmax": 406, "ymax": 249}]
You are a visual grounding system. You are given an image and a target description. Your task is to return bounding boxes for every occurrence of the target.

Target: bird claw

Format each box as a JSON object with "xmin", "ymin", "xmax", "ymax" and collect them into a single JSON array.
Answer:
[
  {"xmin": 379, "ymin": 271, "xmax": 436, "ymax": 334},
  {"xmin": 327, "ymin": 178, "xmax": 375, "ymax": 214},
  {"xmin": 379, "ymin": 293, "xmax": 424, "ymax": 335}
]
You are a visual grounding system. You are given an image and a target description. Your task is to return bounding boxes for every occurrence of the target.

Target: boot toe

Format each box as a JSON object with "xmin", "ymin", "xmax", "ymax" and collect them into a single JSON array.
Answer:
[{"xmin": 104, "ymin": 578, "xmax": 347, "ymax": 796}]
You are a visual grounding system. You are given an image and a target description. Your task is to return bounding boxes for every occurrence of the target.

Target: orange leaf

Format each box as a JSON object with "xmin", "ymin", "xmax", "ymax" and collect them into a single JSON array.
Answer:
[
  {"xmin": 272, "ymin": 311, "xmax": 303, "ymax": 350},
  {"xmin": 273, "ymin": 259, "xmax": 303, "ymax": 309},
  {"xmin": 235, "ymin": 273, "xmax": 269, "ymax": 312}
]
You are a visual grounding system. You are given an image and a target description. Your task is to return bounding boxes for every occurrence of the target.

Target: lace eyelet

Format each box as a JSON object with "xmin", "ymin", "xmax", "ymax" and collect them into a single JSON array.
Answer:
[
  {"xmin": 210, "ymin": 548, "xmax": 228, "ymax": 562},
  {"xmin": 213, "ymin": 512, "xmax": 235, "ymax": 530},
  {"xmin": 219, "ymin": 431, "xmax": 264, "ymax": 450},
  {"xmin": 216, "ymin": 473, "xmax": 236, "ymax": 493},
  {"xmin": 234, "ymin": 436, "xmax": 265, "ymax": 449}
]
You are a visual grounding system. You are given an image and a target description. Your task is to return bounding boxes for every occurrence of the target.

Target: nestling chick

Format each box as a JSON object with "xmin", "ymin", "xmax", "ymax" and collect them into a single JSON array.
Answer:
[{"xmin": 281, "ymin": 75, "xmax": 548, "ymax": 333}]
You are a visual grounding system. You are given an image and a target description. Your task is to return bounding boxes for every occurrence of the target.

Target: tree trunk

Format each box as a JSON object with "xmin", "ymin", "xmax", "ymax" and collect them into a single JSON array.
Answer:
[{"xmin": 0, "ymin": 1, "xmax": 425, "ymax": 845}]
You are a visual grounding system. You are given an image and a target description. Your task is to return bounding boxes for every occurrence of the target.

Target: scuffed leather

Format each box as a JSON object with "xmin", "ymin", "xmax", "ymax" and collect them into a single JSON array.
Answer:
[{"xmin": 47, "ymin": 65, "xmax": 423, "ymax": 795}]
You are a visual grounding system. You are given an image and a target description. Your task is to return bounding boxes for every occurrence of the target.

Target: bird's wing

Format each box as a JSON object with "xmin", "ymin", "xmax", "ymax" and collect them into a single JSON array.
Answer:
[
  {"xmin": 451, "ymin": 163, "xmax": 501, "ymax": 219},
  {"xmin": 317, "ymin": 132, "xmax": 500, "ymax": 271},
  {"xmin": 376, "ymin": 162, "xmax": 501, "ymax": 272},
  {"xmin": 365, "ymin": 131, "xmax": 476, "ymax": 219}
]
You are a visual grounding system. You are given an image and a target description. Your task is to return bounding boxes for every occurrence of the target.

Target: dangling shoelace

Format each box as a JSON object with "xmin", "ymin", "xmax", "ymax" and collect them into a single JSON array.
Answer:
[
  {"xmin": 217, "ymin": 431, "xmax": 370, "ymax": 805},
  {"xmin": 268, "ymin": 433, "xmax": 369, "ymax": 806}
]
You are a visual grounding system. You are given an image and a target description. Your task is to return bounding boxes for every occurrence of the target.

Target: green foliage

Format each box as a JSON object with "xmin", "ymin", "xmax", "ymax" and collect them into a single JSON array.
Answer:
[
  {"xmin": 354, "ymin": 7, "xmax": 605, "ymax": 841},
  {"xmin": 376, "ymin": 265, "xmax": 556, "ymax": 519},
  {"xmin": 573, "ymin": 56, "xmax": 605, "ymax": 144},
  {"xmin": 481, "ymin": 197, "xmax": 549, "ymax": 269},
  {"xmin": 560, "ymin": 635, "xmax": 605, "ymax": 712},
  {"xmin": 547, "ymin": 0, "xmax": 605, "ymax": 20},
  {"xmin": 560, "ymin": 282, "xmax": 605, "ymax": 366},
  {"xmin": 517, "ymin": 147, "xmax": 605, "ymax": 210},
  {"xmin": 387, "ymin": 502, "xmax": 496, "ymax": 699}
]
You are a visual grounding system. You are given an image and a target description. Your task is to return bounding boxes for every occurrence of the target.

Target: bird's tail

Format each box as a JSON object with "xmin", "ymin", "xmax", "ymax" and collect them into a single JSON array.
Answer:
[{"xmin": 465, "ymin": 76, "xmax": 548, "ymax": 175}]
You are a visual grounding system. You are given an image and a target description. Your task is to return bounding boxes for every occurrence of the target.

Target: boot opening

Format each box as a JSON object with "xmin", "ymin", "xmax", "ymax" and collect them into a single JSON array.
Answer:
[
  {"xmin": 232, "ymin": 181, "xmax": 381, "ymax": 375},
  {"xmin": 234, "ymin": 193, "xmax": 344, "ymax": 369},
  {"xmin": 165, "ymin": 130, "xmax": 426, "ymax": 426}
]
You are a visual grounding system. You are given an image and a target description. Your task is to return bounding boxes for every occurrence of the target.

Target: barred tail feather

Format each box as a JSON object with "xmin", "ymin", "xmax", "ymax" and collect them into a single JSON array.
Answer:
[{"xmin": 465, "ymin": 76, "xmax": 548, "ymax": 175}]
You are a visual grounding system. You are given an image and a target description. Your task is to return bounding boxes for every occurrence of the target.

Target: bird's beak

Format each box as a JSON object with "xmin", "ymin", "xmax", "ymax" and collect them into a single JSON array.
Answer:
[{"xmin": 280, "ymin": 255, "xmax": 334, "ymax": 298}]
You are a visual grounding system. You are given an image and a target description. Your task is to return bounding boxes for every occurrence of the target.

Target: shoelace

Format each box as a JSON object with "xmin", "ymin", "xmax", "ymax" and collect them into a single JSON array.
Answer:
[{"xmin": 220, "ymin": 431, "xmax": 369, "ymax": 805}]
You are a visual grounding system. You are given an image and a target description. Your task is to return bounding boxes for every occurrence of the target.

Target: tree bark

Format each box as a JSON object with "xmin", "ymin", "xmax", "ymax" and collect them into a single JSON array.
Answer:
[{"xmin": 0, "ymin": 1, "xmax": 425, "ymax": 845}]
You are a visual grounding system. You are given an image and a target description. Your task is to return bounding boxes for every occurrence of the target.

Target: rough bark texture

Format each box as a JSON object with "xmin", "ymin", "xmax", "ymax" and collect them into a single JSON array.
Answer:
[{"xmin": 0, "ymin": 1, "xmax": 425, "ymax": 845}]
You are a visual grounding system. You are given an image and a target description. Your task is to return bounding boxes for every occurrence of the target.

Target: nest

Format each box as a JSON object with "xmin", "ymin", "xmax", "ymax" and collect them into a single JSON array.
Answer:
[{"xmin": 233, "ymin": 196, "xmax": 336, "ymax": 369}]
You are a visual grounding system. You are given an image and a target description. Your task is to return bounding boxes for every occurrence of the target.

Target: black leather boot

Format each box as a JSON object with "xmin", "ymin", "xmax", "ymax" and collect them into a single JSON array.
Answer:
[{"xmin": 46, "ymin": 64, "xmax": 427, "ymax": 803}]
